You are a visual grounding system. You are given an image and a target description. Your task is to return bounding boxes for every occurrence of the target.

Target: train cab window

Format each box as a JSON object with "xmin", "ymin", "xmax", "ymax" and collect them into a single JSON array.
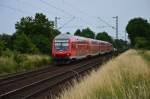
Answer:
[{"xmin": 54, "ymin": 39, "xmax": 69, "ymax": 51}]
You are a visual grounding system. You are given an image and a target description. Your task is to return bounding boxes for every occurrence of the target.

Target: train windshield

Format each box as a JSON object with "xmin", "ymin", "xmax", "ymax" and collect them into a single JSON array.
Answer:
[{"xmin": 54, "ymin": 39, "xmax": 69, "ymax": 51}]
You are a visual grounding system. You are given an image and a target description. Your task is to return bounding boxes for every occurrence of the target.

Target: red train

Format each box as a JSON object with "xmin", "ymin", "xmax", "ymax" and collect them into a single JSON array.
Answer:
[{"xmin": 52, "ymin": 34, "xmax": 113, "ymax": 63}]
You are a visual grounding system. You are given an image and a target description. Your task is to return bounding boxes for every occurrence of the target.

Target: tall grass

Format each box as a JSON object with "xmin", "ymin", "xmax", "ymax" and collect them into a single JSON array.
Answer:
[
  {"xmin": 0, "ymin": 54, "xmax": 51, "ymax": 75},
  {"xmin": 57, "ymin": 50, "xmax": 150, "ymax": 99},
  {"xmin": 138, "ymin": 50, "xmax": 150, "ymax": 65}
]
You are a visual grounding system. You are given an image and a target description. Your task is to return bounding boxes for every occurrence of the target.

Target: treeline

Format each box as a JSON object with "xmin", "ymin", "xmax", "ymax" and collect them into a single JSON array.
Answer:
[
  {"xmin": 0, "ymin": 13, "xmax": 60, "ymax": 56},
  {"xmin": 126, "ymin": 17, "xmax": 150, "ymax": 49}
]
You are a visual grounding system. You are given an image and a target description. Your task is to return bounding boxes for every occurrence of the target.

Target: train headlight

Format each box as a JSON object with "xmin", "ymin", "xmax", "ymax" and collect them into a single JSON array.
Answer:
[{"xmin": 66, "ymin": 53, "xmax": 71, "ymax": 56}]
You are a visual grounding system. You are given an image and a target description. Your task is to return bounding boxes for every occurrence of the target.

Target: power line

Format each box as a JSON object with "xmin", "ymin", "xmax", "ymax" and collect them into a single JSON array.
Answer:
[
  {"xmin": 16, "ymin": 0, "xmax": 39, "ymax": 10},
  {"xmin": 16, "ymin": 0, "xmax": 69, "ymax": 19},
  {"xmin": 40, "ymin": 0, "xmax": 84, "ymax": 29},
  {"xmin": 16, "ymin": 0, "xmax": 49, "ymax": 13},
  {"xmin": 62, "ymin": 1, "xmax": 121, "ymax": 39},
  {"xmin": 77, "ymin": 17, "xmax": 97, "ymax": 28},
  {"xmin": 0, "ymin": 4, "xmax": 29, "ymax": 14},
  {"xmin": 58, "ymin": 16, "xmax": 76, "ymax": 29},
  {"xmin": 15, "ymin": 0, "xmax": 76, "ymax": 29},
  {"xmin": 1, "ymin": 0, "xmax": 117, "ymax": 35},
  {"xmin": 39, "ymin": 0, "xmax": 73, "ymax": 17},
  {"xmin": 96, "ymin": 26, "xmax": 113, "ymax": 29},
  {"xmin": 0, "ymin": 0, "xmax": 86, "ymax": 31},
  {"xmin": 58, "ymin": 25, "xmax": 85, "ymax": 28},
  {"xmin": 40, "ymin": 0, "xmax": 97, "ymax": 29},
  {"xmin": 62, "ymin": 1, "xmax": 97, "ymax": 28},
  {"xmin": 63, "ymin": 1, "xmax": 116, "ymax": 31},
  {"xmin": 97, "ymin": 17, "xmax": 115, "ymax": 30},
  {"xmin": 63, "ymin": 1, "xmax": 90, "ymax": 17}
]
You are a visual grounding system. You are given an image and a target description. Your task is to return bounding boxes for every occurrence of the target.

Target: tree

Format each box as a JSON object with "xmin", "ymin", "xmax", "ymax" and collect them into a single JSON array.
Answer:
[
  {"xmin": 15, "ymin": 16, "xmax": 34, "ymax": 36},
  {"xmin": 0, "ymin": 39, "xmax": 5, "ymax": 56},
  {"xmin": 15, "ymin": 13, "xmax": 55, "ymax": 37},
  {"xmin": 74, "ymin": 29, "xmax": 81, "ymax": 36},
  {"xmin": 96, "ymin": 32, "xmax": 113, "ymax": 43},
  {"xmin": 15, "ymin": 13, "xmax": 60, "ymax": 54},
  {"xmin": 0, "ymin": 34, "xmax": 13, "ymax": 50},
  {"xmin": 31, "ymin": 35, "xmax": 51, "ymax": 54},
  {"xmin": 114, "ymin": 39, "xmax": 129, "ymax": 51},
  {"xmin": 66, "ymin": 32, "xmax": 70, "ymax": 34},
  {"xmin": 135, "ymin": 37, "xmax": 150, "ymax": 49},
  {"xmin": 81, "ymin": 28, "xmax": 95, "ymax": 39},
  {"xmin": 126, "ymin": 17, "xmax": 150, "ymax": 49},
  {"xmin": 74, "ymin": 28, "xmax": 95, "ymax": 39},
  {"xmin": 13, "ymin": 33, "xmax": 39, "ymax": 54}
]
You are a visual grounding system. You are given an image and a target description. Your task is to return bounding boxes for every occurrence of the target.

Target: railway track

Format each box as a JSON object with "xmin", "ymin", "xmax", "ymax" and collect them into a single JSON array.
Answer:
[{"xmin": 0, "ymin": 52, "xmax": 117, "ymax": 99}]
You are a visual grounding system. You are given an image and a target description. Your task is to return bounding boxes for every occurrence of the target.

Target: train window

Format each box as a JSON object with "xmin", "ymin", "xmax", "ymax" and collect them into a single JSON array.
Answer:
[
  {"xmin": 55, "ymin": 39, "xmax": 68, "ymax": 43},
  {"xmin": 55, "ymin": 42, "xmax": 61, "ymax": 46},
  {"xmin": 62, "ymin": 42, "xmax": 68, "ymax": 46},
  {"xmin": 54, "ymin": 40, "xmax": 69, "ymax": 51}
]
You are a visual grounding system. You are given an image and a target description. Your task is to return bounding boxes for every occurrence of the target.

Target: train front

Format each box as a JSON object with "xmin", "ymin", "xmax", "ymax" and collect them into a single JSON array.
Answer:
[{"xmin": 52, "ymin": 34, "xmax": 71, "ymax": 64}]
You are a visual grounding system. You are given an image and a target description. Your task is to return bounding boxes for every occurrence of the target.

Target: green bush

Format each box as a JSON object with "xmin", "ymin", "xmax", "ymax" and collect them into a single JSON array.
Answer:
[
  {"xmin": 13, "ymin": 33, "xmax": 39, "ymax": 54},
  {"xmin": 0, "ymin": 54, "xmax": 50, "ymax": 75},
  {"xmin": 2, "ymin": 48, "xmax": 15, "ymax": 57},
  {"xmin": 0, "ymin": 40, "xmax": 5, "ymax": 56},
  {"xmin": 0, "ymin": 57, "xmax": 17, "ymax": 74},
  {"xmin": 135, "ymin": 37, "xmax": 150, "ymax": 49}
]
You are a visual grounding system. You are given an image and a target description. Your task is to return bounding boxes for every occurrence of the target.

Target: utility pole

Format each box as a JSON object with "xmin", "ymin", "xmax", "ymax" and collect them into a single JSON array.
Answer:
[
  {"xmin": 113, "ymin": 16, "xmax": 118, "ymax": 39},
  {"xmin": 54, "ymin": 17, "xmax": 60, "ymax": 29},
  {"xmin": 125, "ymin": 31, "xmax": 126, "ymax": 41}
]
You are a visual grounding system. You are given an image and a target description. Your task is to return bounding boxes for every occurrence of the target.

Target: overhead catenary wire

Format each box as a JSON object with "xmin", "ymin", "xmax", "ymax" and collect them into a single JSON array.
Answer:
[
  {"xmin": 97, "ymin": 17, "xmax": 115, "ymax": 30},
  {"xmin": 62, "ymin": 1, "xmax": 91, "ymax": 17},
  {"xmin": 62, "ymin": 1, "xmax": 98, "ymax": 28},
  {"xmin": 15, "ymin": 0, "xmax": 58, "ymax": 16},
  {"xmin": 58, "ymin": 25, "xmax": 85, "ymax": 28},
  {"xmin": 0, "ymin": 0, "xmax": 82, "ymax": 31},
  {"xmin": 58, "ymin": 16, "xmax": 76, "ymax": 29},
  {"xmin": 39, "ymin": 0, "xmax": 73, "ymax": 17},
  {"xmin": 62, "ymin": 1, "xmax": 115, "ymax": 31},
  {"xmin": 1, "ymin": 0, "xmax": 118, "ymax": 37},
  {"xmin": 8, "ymin": 0, "xmax": 98, "ymax": 30},
  {"xmin": 0, "ymin": 4, "xmax": 29, "ymax": 14},
  {"xmin": 40, "ymin": 0, "xmax": 97, "ymax": 29},
  {"xmin": 62, "ymin": 1, "xmax": 119, "ymax": 37}
]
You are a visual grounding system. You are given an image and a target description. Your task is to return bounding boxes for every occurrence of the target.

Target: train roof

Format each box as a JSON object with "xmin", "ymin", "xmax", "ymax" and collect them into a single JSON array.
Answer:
[
  {"xmin": 55, "ymin": 33, "xmax": 73, "ymax": 39},
  {"xmin": 54, "ymin": 33, "xmax": 112, "ymax": 44},
  {"xmin": 55, "ymin": 33, "xmax": 87, "ymax": 41}
]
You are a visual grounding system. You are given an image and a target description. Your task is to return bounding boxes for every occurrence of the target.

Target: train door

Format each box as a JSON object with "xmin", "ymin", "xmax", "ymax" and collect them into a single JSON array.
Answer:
[{"xmin": 71, "ymin": 42, "xmax": 76, "ymax": 57}]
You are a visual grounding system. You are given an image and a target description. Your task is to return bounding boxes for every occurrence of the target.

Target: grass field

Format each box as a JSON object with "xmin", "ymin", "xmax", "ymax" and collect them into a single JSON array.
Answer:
[
  {"xmin": 0, "ymin": 54, "xmax": 51, "ymax": 75},
  {"xmin": 139, "ymin": 50, "xmax": 150, "ymax": 66},
  {"xmin": 57, "ymin": 50, "xmax": 150, "ymax": 99}
]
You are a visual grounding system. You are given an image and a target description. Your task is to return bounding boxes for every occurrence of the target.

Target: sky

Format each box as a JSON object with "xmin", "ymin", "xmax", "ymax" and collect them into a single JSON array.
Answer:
[{"xmin": 0, "ymin": 0, "xmax": 150, "ymax": 40}]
